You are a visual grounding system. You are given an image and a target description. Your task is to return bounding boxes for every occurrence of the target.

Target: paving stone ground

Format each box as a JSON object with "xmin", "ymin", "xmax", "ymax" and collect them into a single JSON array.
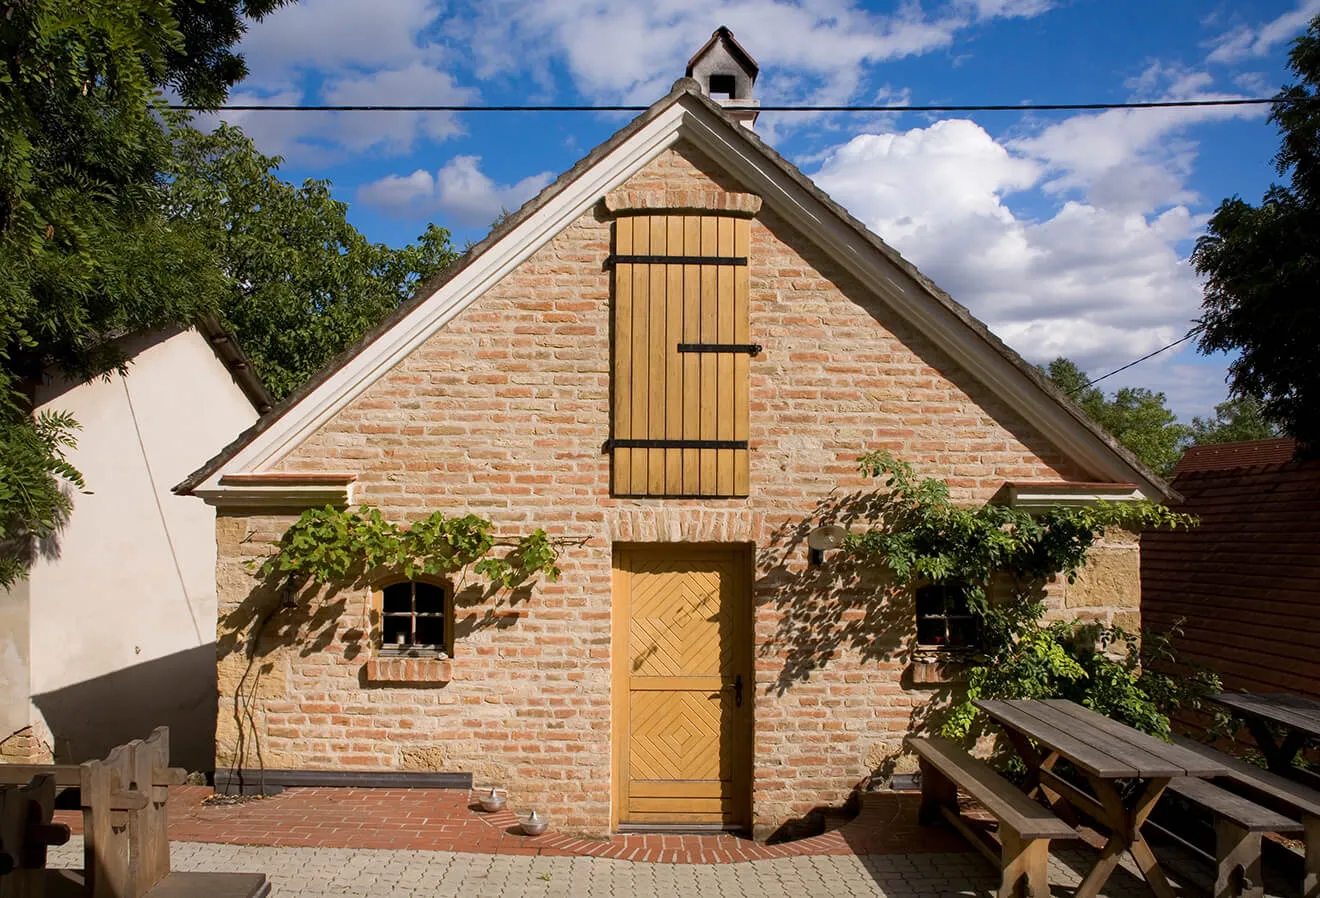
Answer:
[{"xmin": 47, "ymin": 835, "xmax": 1296, "ymax": 897}]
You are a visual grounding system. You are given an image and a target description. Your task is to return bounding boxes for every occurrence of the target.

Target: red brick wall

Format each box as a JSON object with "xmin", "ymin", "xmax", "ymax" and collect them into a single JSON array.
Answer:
[{"xmin": 214, "ymin": 142, "xmax": 1132, "ymax": 838}]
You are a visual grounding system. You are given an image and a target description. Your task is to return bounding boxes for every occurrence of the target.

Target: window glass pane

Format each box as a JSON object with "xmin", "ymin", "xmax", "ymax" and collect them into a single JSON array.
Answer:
[
  {"xmin": 382, "ymin": 583, "xmax": 413, "ymax": 613},
  {"xmin": 415, "ymin": 615, "xmax": 445, "ymax": 648},
  {"xmin": 916, "ymin": 616, "xmax": 946, "ymax": 647},
  {"xmin": 382, "ymin": 614, "xmax": 411, "ymax": 646},
  {"xmin": 947, "ymin": 617, "xmax": 977, "ymax": 648},
  {"xmin": 413, "ymin": 583, "xmax": 445, "ymax": 614}
]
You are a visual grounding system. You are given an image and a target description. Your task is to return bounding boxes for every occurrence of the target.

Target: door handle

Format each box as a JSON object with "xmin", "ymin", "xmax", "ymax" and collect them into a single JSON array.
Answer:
[{"xmin": 733, "ymin": 674, "xmax": 743, "ymax": 708}]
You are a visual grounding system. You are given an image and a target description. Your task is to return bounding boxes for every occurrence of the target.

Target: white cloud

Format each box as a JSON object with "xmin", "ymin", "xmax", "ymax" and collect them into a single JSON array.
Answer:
[
  {"xmin": 1009, "ymin": 66, "xmax": 1264, "ymax": 213},
  {"xmin": 812, "ymin": 118, "xmax": 1206, "ymax": 374},
  {"xmin": 238, "ymin": 0, "xmax": 447, "ymax": 84},
  {"xmin": 322, "ymin": 64, "xmax": 479, "ymax": 153},
  {"xmin": 457, "ymin": 0, "xmax": 1053, "ymax": 107},
  {"xmin": 356, "ymin": 156, "xmax": 555, "ymax": 227},
  {"xmin": 213, "ymin": 64, "xmax": 478, "ymax": 162},
  {"xmin": 1206, "ymin": 0, "xmax": 1320, "ymax": 64}
]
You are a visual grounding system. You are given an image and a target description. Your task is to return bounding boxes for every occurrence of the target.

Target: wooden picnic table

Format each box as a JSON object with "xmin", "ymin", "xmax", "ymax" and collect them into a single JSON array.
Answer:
[
  {"xmin": 1210, "ymin": 692, "xmax": 1320, "ymax": 786},
  {"xmin": 977, "ymin": 698, "xmax": 1228, "ymax": 898}
]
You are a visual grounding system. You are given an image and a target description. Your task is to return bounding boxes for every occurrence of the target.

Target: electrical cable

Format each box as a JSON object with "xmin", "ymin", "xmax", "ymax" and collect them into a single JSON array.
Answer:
[
  {"xmin": 1069, "ymin": 327, "xmax": 1204, "ymax": 394},
  {"xmin": 166, "ymin": 97, "xmax": 1286, "ymax": 113}
]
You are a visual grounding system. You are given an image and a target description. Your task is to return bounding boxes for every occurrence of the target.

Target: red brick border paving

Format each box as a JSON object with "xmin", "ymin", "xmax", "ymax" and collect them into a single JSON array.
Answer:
[{"xmin": 55, "ymin": 786, "xmax": 969, "ymax": 863}]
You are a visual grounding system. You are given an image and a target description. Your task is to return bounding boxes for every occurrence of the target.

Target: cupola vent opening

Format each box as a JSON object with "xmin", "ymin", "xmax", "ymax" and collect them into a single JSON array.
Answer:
[{"xmin": 686, "ymin": 27, "xmax": 760, "ymax": 129}]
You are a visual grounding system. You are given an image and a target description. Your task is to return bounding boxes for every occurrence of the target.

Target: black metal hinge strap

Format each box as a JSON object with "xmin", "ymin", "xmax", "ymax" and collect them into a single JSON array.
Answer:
[
  {"xmin": 606, "ymin": 439, "xmax": 749, "ymax": 450},
  {"xmin": 677, "ymin": 343, "xmax": 761, "ymax": 356},
  {"xmin": 608, "ymin": 254, "xmax": 747, "ymax": 266}
]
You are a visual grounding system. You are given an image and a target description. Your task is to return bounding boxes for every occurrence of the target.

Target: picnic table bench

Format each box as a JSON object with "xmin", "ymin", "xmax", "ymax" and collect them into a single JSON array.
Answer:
[
  {"xmin": 0, "ymin": 728, "xmax": 268, "ymax": 898},
  {"xmin": 906, "ymin": 735, "xmax": 1076, "ymax": 897},
  {"xmin": 1210, "ymin": 692, "xmax": 1320, "ymax": 789},
  {"xmin": 1173, "ymin": 734, "xmax": 1320, "ymax": 898},
  {"xmin": 978, "ymin": 698, "xmax": 1228, "ymax": 898}
]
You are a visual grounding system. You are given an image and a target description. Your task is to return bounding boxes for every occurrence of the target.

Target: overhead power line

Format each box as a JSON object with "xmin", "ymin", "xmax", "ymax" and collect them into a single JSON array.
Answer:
[
  {"xmin": 168, "ymin": 97, "xmax": 1283, "ymax": 113},
  {"xmin": 1069, "ymin": 327, "xmax": 1204, "ymax": 394}
]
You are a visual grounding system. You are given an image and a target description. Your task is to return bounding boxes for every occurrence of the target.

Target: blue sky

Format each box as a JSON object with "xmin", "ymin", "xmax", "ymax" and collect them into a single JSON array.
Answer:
[{"xmin": 211, "ymin": 0, "xmax": 1317, "ymax": 420}]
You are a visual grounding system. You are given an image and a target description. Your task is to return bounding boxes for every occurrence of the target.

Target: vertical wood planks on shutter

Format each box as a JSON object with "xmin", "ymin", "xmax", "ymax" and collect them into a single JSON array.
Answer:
[
  {"xmin": 613, "ymin": 217, "xmax": 633, "ymax": 494},
  {"xmin": 733, "ymin": 218, "xmax": 750, "ymax": 496},
  {"xmin": 699, "ymin": 217, "xmax": 719, "ymax": 496},
  {"xmin": 682, "ymin": 217, "xmax": 701, "ymax": 495},
  {"xmin": 716, "ymin": 217, "xmax": 736, "ymax": 496},
  {"xmin": 631, "ymin": 218, "xmax": 650, "ymax": 491},
  {"xmin": 665, "ymin": 216, "xmax": 684, "ymax": 494},
  {"xmin": 648, "ymin": 216, "xmax": 667, "ymax": 495}
]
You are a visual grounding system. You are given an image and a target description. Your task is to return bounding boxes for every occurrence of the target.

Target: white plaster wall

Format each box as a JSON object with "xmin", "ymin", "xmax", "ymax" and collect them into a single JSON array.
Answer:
[
  {"xmin": 0, "ymin": 578, "xmax": 31, "ymax": 745},
  {"xmin": 21, "ymin": 328, "xmax": 258, "ymax": 766}
]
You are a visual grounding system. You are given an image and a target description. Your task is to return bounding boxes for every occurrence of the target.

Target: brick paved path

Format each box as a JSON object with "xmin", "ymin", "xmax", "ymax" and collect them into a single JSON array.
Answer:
[
  {"xmin": 49, "ymin": 837, "xmax": 1181, "ymax": 897},
  {"xmin": 53, "ymin": 786, "xmax": 969, "ymax": 862}
]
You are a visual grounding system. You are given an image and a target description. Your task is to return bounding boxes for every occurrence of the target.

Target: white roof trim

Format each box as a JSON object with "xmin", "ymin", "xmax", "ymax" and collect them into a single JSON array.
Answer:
[
  {"xmin": 195, "ymin": 90, "xmax": 1165, "ymax": 500},
  {"xmin": 193, "ymin": 481, "xmax": 356, "ymax": 509},
  {"xmin": 193, "ymin": 101, "xmax": 690, "ymax": 495},
  {"xmin": 1002, "ymin": 484, "xmax": 1145, "ymax": 510},
  {"xmin": 674, "ymin": 100, "xmax": 1166, "ymax": 499}
]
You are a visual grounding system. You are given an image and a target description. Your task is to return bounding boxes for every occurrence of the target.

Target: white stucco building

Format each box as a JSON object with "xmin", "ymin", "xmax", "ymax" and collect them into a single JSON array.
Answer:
[{"xmin": 0, "ymin": 321, "xmax": 268, "ymax": 771}]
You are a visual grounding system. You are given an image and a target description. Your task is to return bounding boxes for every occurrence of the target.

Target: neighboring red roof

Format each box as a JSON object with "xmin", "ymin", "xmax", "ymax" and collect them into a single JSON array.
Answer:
[
  {"xmin": 1143, "ymin": 439, "xmax": 1320, "ymax": 700},
  {"xmin": 1174, "ymin": 437, "xmax": 1297, "ymax": 474}
]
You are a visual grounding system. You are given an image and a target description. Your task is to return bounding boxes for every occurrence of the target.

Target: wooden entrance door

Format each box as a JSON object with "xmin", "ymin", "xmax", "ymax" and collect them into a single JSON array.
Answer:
[{"xmin": 612, "ymin": 544, "xmax": 752, "ymax": 829}]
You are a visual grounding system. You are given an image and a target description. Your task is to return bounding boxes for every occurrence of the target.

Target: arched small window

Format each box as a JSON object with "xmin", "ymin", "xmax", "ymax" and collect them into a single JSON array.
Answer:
[
  {"xmin": 915, "ymin": 583, "xmax": 978, "ymax": 650},
  {"xmin": 378, "ymin": 580, "xmax": 452, "ymax": 657}
]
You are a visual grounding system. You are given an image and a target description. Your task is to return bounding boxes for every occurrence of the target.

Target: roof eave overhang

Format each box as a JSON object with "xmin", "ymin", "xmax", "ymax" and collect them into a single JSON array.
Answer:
[{"xmin": 180, "ymin": 84, "xmax": 1170, "ymax": 503}]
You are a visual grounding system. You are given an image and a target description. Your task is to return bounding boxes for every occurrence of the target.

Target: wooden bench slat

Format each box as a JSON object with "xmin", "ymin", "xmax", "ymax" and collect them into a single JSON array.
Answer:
[
  {"xmin": 1167, "ymin": 777, "xmax": 1303, "ymax": 833},
  {"xmin": 0, "ymin": 765, "xmax": 186, "ymax": 789},
  {"xmin": 907, "ymin": 736, "xmax": 1076, "ymax": 840},
  {"xmin": 1173, "ymin": 735, "xmax": 1320, "ymax": 819}
]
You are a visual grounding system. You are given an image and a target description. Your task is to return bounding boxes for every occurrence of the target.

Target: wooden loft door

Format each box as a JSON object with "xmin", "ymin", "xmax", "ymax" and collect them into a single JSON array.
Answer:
[{"xmin": 611, "ymin": 214, "xmax": 751, "ymax": 497}]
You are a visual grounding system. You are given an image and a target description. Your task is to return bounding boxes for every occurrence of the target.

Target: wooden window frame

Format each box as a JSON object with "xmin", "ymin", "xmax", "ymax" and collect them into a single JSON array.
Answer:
[
  {"xmin": 915, "ymin": 583, "xmax": 979, "ymax": 653},
  {"xmin": 373, "ymin": 577, "xmax": 454, "ymax": 659}
]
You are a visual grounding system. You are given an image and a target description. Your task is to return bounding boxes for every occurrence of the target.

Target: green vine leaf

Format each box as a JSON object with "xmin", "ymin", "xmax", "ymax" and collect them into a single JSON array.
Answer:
[
  {"xmin": 846, "ymin": 451, "xmax": 1213, "ymax": 741},
  {"xmin": 260, "ymin": 506, "xmax": 562, "ymax": 598}
]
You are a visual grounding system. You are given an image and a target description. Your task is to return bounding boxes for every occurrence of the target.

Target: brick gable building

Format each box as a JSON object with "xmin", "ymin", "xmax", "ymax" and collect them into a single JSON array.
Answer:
[{"xmin": 178, "ymin": 31, "xmax": 1167, "ymax": 839}]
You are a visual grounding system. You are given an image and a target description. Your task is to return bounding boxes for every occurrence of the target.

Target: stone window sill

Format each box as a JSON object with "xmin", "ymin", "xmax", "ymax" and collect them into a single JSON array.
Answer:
[
  {"xmin": 363, "ymin": 657, "xmax": 452, "ymax": 684},
  {"xmin": 909, "ymin": 652, "xmax": 971, "ymax": 685}
]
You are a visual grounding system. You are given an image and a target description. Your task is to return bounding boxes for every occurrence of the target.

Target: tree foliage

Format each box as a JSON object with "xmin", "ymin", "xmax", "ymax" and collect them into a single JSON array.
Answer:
[
  {"xmin": 846, "ymin": 451, "xmax": 1212, "ymax": 739},
  {"xmin": 1192, "ymin": 16, "xmax": 1320, "ymax": 455},
  {"xmin": 1043, "ymin": 358, "xmax": 1191, "ymax": 477},
  {"xmin": 1189, "ymin": 395, "xmax": 1280, "ymax": 445},
  {"xmin": 0, "ymin": 0, "xmax": 288, "ymax": 587},
  {"xmin": 166, "ymin": 126, "xmax": 459, "ymax": 400}
]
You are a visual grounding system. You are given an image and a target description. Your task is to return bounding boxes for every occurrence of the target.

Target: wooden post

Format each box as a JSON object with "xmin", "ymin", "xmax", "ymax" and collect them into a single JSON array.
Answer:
[
  {"xmin": 998, "ymin": 828, "xmax": 1050, "ymax": 898},
  {"xmin": 1, "ymin": 774, "xmax": 70, "ymax": 898},
  {"xmin": 1213, "ymin": 818, "xmax": 1264, "ymax": 898},
  {"xmin": 917, "ymin": 759, "xmax": 956, "ymax": 827},
  {"xmin": 1303, "ymin": 814, "xmax": 1318, "ymax": 898},
  {"xmin": 82, "ymin": 744, "xmax": 134, "ymax": 898},
  {"xmin": 129, "ymin": 728, "xmax": 171, "ymax": 896},
  {"xmin": 81, "ymin": 729, "xmax": 175, "ymax": 898}
]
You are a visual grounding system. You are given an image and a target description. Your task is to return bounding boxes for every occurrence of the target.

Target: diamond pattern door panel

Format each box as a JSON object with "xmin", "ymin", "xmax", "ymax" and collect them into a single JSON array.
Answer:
[{"xmin": 613, "ymin": 546, "xmax": 752, "ymax": 828}]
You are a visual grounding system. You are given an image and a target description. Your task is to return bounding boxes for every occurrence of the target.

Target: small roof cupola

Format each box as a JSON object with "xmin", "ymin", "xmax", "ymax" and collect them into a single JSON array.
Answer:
[{"xmin": 686, "ymin": 27, "xmax": 760, "ymax": 129}]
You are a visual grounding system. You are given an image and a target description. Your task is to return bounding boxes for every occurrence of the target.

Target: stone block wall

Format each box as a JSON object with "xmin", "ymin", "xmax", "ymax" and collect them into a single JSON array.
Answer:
[{"xmin": 211, "ymin": 142, "xmax": 1140, "ymax": 837}]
